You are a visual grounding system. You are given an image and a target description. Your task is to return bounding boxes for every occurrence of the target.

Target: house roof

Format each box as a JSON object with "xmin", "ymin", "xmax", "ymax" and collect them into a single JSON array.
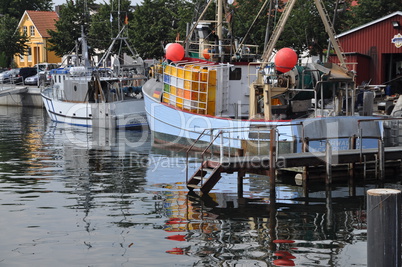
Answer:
[
  {"xmin": 336, "ymin": 11, "xmax": 402, "ymax": 38},
  {"xmin": 24, "ymin": 10, "xmax": 59, "ymax": 38}
]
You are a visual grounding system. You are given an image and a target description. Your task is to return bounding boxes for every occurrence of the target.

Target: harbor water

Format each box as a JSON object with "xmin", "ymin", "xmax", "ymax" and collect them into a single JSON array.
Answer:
[{"xmin": 1, "ymin": 106, "xmax": 401, "ymax": 266}]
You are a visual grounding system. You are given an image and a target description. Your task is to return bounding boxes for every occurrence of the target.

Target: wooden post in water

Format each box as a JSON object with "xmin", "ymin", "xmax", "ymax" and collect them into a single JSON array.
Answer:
[
  {"xmin": 349, "ymin": 135, "xmax": 357, "ymax": 196},
  {"xmin": 237, "ymin": 170, "xmax": 244, "ymax": 199},
  {"xmin": 302, "ymin": 137, "xmax": 309, "ymax": 197},
  {"xmin": 325, "ymin": 141, "xmax": 332, "ymax": 185},
  {"xmin": 367, "ymin": 189, "xmax": 401, "ymax": 267},
  {"xmin": 236, "ymin": 148, "xmax": 244, "ymax": 198},
  {"xmin": 269, "ymin": 128, "xmax": 276, "ymax": 190},
  {"xmin": 378, "ymin": 139, "xmax": 385, "ymax": 180}
]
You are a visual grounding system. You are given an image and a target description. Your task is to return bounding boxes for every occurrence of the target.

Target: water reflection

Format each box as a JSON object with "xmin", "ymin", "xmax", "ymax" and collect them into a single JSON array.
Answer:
[
  {"xmin": 42, "ymin": 122, "xmax": 153, "ymax": 232},
  {"xmin": 0, "ymin": 106, "xmax": 388, "ymax": 266},
  {"xmin": 155, "ymin": 180, "xmax": 368, "ymax": 267}
]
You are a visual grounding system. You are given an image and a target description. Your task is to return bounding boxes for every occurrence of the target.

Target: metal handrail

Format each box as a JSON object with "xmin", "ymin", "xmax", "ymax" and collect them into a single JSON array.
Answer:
[
  {"xmin": 185, "ymin": 128, "xmax": 211, "ymax": 183},
  {"xmin": 199, "ymin": 130, "xmax": 224, "ymax": 188},
  {"xmin": 185, "ymin": 122, "xmax": 303, "ymax": 185},
  {"xmin": 357, "ymin": 117, "xmax": 402, "ymax": 162}
]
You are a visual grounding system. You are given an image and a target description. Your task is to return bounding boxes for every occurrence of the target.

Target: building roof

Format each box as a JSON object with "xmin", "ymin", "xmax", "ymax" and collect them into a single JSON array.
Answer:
[
  {"xmin": 25, "ymin": 10, "xmax": 59, "ymax": 38},
  {"xmin": 336, "ymin": 11, "xmax": 402, "ymax": 38}
]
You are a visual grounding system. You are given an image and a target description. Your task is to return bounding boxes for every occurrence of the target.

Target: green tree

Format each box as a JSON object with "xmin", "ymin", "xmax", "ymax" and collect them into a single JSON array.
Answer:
[
  {"xmin": 88, "ymin": 0, "xmax": 134, "ymax": 55},
  {"xmin": 0, "ymin": 0, "xmax": 52, "ymax": 19},
  {"xmin": 129, "ymin": 0, "xmax": 194, "ymax": 59},
  {"xmin": 273, "ymin": 0, "xmax": 349, "ymax": 60},
  {"xmin": 230, "ymin": 0, "xmax": 268, "ymax": 53},
  {"xmin": 0, "ymin": 0, "xmax": 51, "ymax": 67},
  {"xmin": 346, "ymin": 0, "xmax": 400, "ymax": 29},
  {"xmin": 0, "ymin": 14, "xmax": 28, "ymax": 67},
  {"xmin": 47, "ymin": 0, "xmax": 95, "ymax": 58}
]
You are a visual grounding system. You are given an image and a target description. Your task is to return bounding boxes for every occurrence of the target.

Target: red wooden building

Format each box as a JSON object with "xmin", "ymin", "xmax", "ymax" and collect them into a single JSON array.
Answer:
[{"xmin": 331, "ymin": 11, "xmax": 402, "ymax": 92}]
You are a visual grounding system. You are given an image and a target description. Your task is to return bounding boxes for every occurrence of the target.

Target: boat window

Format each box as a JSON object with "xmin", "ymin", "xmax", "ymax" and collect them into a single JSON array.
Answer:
[
  {"xmin": 74, "ymin": 85, "xmax": 77, "ymax": 92},
  {"xmin": 58, "ymin": 75, "xmax": 61, "ymax": 83},
  {"xmin": 229, "ymin": 68, "xmax": 241, "ymax": 80}
]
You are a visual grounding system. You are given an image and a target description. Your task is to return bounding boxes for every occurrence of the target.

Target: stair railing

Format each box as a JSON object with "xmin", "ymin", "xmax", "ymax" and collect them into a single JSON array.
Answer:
[
  {"xmin": 199, "ymin": 130, "xmax": 224, "ymax": 188},
  {"xmin": 185, "ymin": 128, "xmax": 211, "ymax": 184}
]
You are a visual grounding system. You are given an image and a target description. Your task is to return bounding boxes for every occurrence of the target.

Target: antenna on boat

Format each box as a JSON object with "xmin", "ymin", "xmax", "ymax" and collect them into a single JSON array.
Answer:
[{"xmin": 78, "ymin": 26, "xmax": 90, "ymax": 68}]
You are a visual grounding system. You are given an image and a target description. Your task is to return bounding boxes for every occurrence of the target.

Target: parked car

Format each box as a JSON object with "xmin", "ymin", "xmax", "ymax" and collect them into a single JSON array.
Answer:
[
  {"xmin": 18, "ymin": 67, "xmax": 37, "ymax": 84},
  {"xmin": 25, "ymin": 74, "xmax": 39, "ymax": 85},
  {"xmin": 0, "ymin": 71, "xmax": 10, "ymax": 83},
  {"xmin": 36, "ymin": 63, "xmax": 58, "ymax": 85},
  {"xmin": 0, "ymin": 68, "xmax": 20, "ymax": 83},
  {"xmin": 8, "ymin": 68, "xmax": 21, "ymax": 83}
]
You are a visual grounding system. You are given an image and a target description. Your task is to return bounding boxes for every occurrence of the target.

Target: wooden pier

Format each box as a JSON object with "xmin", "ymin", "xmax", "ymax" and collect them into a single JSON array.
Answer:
[
  {"xmin": 0, "ymin": 86, "xmax": 28, "ymax": 97},
  {"xmin": 0, "ymin": 85, "xmax": 42, "ymax": 107},
  {"xmin": 187, "ymin": 145, "xmax": 402, "ymax": 194}
]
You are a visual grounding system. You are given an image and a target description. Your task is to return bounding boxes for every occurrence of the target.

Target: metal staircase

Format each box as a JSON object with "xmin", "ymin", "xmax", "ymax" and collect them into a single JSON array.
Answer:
[
  {"xmin": 187, "ymin": 160, "xmax": 223, "ymax": 194},
  {"xmin": 185, "ymin": 129, "xmax": 225, "ymax": 194}
]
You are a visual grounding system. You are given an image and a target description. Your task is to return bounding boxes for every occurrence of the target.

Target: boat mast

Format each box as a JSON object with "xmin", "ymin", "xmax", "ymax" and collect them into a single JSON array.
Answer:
[
  {"xmin": 217, "ymin": 0, "xmax": 223, "ymax": 58},
  {"xmin": 80, "ymin": 26, "xmax": 90, "ymax": 68}
]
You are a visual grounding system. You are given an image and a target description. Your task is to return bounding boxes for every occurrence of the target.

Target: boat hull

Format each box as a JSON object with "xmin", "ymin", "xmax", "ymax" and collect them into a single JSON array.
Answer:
[
  {"xmin": 143, "ymin": 79, "xmax": 383, "ymax": 154},
  {"xmin": 42, "ymin": 91, "xmax": 147, "ymax": 129}
]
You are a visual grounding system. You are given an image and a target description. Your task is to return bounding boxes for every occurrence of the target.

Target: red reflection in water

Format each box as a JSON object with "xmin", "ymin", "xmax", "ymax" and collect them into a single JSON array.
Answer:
[
  {"xmin": 166, "ymin": 234, "xmax": 186, "ymax": 241},
  {"xmin": 274, "ymin": 250, "xmax": 296, "ymax": 259},
  {"xmin": 166, "ymin": 218, "xmax": 188, "ymax": 224},
  {"xmin": 166, "ymin": 247, "xmax": 184, "ymax": 255},
  {"xmin": 273, "ymin": 259, "xmax": 295, "ymax": 266}
]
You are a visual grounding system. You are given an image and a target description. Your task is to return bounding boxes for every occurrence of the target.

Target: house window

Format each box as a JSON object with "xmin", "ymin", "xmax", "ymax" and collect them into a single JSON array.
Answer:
[
  {"xmin": 23, "ymin": 26, "xmax": 27, "ymax": 35},
  {"xmin": 30, "ymin": 26, "xmax": 35, "ymax": 36},
  {"xmin": 27, "ymin": 47, "xmax": 32, "ymax": 62},
  {"xmin": 20, "ymin": 54, "xmax": 25, "ymax": 62}
]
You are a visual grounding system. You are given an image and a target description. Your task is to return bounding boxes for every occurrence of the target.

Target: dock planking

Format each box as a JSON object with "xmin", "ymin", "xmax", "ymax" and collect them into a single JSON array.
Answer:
[
  {"xmin": 215, "ymin": 146, "xmax": 402, "ymax": 171},
  {"xmin": 0, "ymin": 86, "xmax": 28, "ymax": 97},
  {"xmin": 188, "ymin": 146, "xmax": 402, "ymax": 193}
]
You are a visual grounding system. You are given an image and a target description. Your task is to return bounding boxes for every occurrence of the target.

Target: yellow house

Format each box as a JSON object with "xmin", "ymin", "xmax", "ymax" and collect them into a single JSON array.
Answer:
[{"xmin": 14, "ymin": 10, "xmax": 61, "ymax": 68}]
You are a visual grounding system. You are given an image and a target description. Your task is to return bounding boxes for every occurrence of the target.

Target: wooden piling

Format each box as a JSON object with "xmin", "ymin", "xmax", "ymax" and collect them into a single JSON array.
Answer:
[
  {"xmin": 269, "ymin": 128, "xmax": 276, "ymax": 190},
  {"xmin": 237, "ymin": 170, "xmax": 245, "ymax": 199},
  {"xmin": 348, "ymin": 135, "xmax": 356, "ymax": 195},
  {"xmin": 325, "ymin": 141, "xmax": 332, "ymax": 185},
  {"xmin": 367, "ymin": 189, "xmax": 401, "ymax": 267},
  {"xmin": 378, "ymin": 139, "xmax": 385, "ymax": 180},
  {"xmin": 302, "ymin": 137, "xmax": 309, "ymax": 196}
]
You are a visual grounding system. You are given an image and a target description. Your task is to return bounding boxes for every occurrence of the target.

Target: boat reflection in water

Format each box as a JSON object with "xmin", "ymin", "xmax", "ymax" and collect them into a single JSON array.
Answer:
[
  {"xmin": 43, "ymin": 121, "xmax": 152, "ymax": 228},
  {"xmin": 154, "ymin": 175, "xmax": 368, "ymax": 266}
]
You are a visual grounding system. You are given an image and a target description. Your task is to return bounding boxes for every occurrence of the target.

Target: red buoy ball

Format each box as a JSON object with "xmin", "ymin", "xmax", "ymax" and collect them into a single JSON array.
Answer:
[
  {"xmin": 274, "ymin": 48, "xmax": 298, "ymax": 73},
  {"xmin": 165, "ymin": 43, "xmax": 185, "ymax": 62},
  {"xmin": 203, "ymin": 48, "xmax": 211, "ymax": 60}
]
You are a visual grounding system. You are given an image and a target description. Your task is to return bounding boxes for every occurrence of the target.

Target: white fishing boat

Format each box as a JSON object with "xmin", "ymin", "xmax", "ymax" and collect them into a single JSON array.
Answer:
[
  {"xmin": 143, "ymin": 0, "xmax": 400, "ymax": 154},
  {"xmin": 42, "ymin": 27, "xmax": 147, "ymax": 129}
]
